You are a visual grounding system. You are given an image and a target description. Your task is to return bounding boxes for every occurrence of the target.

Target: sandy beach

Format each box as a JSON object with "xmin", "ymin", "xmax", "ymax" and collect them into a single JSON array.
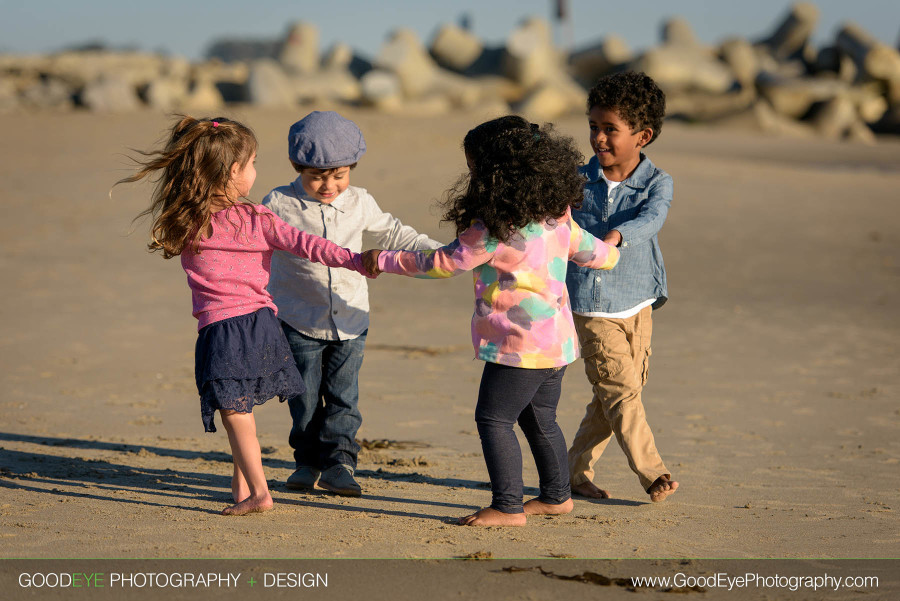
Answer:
[{"xmin": 1, "ymin": 106, "xmax": 899, "ymax": 597}]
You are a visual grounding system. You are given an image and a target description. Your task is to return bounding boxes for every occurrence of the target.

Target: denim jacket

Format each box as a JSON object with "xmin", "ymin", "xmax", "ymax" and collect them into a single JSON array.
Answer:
[{"xmin": 566, "ymin": 153, "xmax": 672, "ymax": 313}]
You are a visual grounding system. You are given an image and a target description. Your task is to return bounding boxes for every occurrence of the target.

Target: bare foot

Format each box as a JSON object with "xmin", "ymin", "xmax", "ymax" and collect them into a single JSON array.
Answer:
[
  {"xmin": 571, "ymin": 481, "xmax": 610, "ymax": 499},
  {"xmin": 648, "ymin": 476, "xmax": 679, "ymax": 502},
  {"xmin": 524, "ymin": 497, "xmax": 574, "ymax": 515},
  {"xmin": 458, "ymin": 507, "xmax": 526, "ymax": 527},
  {"xmin": 222, "ymin": 493, "xmax": 273, "ymax": 516}
]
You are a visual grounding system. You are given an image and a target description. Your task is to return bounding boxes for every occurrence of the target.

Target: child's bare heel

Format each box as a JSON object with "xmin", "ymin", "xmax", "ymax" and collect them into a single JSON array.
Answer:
[
  {"xmin": 458, "ymin": 507, "xmax": 527, "ymax": 526},
  {"xmin": 222, "ymin": 492, "xmax": 273, "ymax": 516},
  {"xmin": 571, "ymin": 481, "xmax": 610, "ymax": 499},
  {"xmin": 523, "ymin": 497, "xmax": 574, "ymax": 515}
]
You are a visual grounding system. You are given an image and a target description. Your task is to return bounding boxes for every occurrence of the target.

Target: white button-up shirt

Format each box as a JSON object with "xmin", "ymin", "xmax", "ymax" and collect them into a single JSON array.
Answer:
[{"xmin": 262, "ymin": 179, "xmax": 443, "ymax": 340}]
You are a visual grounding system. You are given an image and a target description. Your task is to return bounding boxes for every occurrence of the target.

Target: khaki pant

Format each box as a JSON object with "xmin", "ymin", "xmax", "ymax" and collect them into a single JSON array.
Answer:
[{"xmin": 568, "ymin": 307, "xmax": 668, "ymax": 492}]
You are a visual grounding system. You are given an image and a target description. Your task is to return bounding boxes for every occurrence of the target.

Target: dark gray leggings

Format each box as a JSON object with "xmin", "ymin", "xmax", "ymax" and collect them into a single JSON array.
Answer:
[{"xmin": 475, "ymin": 362, "xmax": 571, "ymax": 513}]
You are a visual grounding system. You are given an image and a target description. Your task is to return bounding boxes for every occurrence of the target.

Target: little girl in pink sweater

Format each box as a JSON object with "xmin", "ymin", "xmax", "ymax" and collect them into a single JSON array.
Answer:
[{"xmin": 120, "ymin": 116, "xmax": 372, "ymax": 516}]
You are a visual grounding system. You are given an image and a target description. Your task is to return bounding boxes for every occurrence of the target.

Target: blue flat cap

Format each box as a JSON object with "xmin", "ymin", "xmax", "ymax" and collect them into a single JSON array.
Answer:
[{"xmin": 287, "ymin": 111, "xmax": 366, "ymax": 168}]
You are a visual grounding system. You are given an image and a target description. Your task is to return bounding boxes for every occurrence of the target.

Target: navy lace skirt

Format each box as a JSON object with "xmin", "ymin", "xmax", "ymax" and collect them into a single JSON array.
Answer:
[{"xmin": 195, "ymin": 307, "xmax": 304, "ymax": 432}]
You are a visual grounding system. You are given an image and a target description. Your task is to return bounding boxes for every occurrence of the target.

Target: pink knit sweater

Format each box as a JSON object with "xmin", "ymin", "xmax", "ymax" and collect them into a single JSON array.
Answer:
[{"xmin": 180, "ymin": 204, "xmax": 367, "ymax": 329}]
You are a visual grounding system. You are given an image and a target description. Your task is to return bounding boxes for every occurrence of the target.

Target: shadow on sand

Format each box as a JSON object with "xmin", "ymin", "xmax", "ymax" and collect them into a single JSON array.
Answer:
[{"xmin": 0, "ymin": 432, "xmax": 498, "ymax": 519}]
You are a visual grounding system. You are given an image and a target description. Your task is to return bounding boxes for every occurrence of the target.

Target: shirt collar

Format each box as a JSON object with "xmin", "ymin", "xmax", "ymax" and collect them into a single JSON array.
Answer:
[{"xmin": 582, "ymin": 153, "xmax": 654, "ymax": 190}]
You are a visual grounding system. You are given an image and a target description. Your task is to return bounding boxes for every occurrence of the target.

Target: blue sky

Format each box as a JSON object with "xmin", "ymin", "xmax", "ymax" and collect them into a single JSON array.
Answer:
[{"xmin": 1, "ymin": 0, "xmax": 897, "ymax": 60}]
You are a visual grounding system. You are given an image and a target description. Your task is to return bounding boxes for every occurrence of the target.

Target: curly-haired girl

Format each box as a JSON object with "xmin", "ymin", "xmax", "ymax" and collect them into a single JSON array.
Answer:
[
  {"xmin": 118, "ymin": 116, "xmax": 372, "ymax": 516},
  {"xmin": 362, "ymin": 116, "xmax": 620, "ymax": 526}
]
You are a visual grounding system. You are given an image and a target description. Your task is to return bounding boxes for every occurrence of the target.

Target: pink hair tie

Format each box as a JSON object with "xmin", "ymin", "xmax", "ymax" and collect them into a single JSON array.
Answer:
[{"xmin": 212, "ymin": 121, "xmax": 219, "ymax": 127}]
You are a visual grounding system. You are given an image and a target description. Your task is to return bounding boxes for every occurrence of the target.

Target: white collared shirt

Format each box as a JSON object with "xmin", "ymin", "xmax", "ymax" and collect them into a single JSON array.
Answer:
[{"xmin": 263, "ymin": 179, "xmax": 443, "ymax": 340}]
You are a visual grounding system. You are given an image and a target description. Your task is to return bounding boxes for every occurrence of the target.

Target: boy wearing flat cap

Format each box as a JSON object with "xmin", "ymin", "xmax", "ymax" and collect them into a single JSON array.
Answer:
[{"xmin": 263, "ymin": 111, "xmax": 442, "ymax": 496}]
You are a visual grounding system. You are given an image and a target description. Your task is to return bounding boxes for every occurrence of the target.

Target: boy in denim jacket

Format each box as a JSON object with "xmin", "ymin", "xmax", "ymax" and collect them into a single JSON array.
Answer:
[
  {"xmin": 565, "ymin": 71, "xmax": 678, "ymax": 502},
  {"xmin": 263, "ymin": 111, "xmax": 442, "ymax": 496}
]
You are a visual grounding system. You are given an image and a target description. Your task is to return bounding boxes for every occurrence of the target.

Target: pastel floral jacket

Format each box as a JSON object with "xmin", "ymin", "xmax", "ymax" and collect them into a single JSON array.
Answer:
[{"xmin": 377, "ymin": 209, "xmax": 619, "ymax": 368}]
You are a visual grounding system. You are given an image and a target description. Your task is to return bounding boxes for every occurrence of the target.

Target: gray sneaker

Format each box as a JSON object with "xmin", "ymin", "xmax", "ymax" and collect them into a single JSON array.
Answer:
[
  {"xmin": 286, "ymin": 466, "xmax": 320, "ymax": 490},
  {"xmin": 318, "ymin": 464, "xmax": 362, "ymax": 497}
]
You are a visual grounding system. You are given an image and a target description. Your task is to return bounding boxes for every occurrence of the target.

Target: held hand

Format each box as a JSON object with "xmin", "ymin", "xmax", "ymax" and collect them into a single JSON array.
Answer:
[
  {"xmin": 362, "ymin": 249, "xmax": 382, "ymax": 277},
  {"xmin": 603, "ymin": 230, "xmax": 623, "ymax": 247}
]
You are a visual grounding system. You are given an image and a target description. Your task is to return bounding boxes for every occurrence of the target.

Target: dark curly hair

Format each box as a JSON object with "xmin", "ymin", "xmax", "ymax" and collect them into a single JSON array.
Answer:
[
  {"xmin": 587, "ymin": 71, "xmax": 666, "ymax": 145},
  {"xmin": 442, "ymin": 115, "xmax": 585, "ymax": 243}
]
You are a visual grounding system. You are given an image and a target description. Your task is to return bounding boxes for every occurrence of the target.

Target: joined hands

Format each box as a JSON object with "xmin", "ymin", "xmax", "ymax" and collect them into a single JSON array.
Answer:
[{"xmin": 362, "ymin": 249, "xmax": 382, "ymax": 277}]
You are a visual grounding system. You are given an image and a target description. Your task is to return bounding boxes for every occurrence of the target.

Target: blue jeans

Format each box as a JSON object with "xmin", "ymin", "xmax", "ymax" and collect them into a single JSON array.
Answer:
[
  {"xmin": 281, "ymin": 322, "xmax": 366, "ymax": 470},
  {"xmin": 475, "ymin": 362, "xmax": 570, "ymax": 513}
]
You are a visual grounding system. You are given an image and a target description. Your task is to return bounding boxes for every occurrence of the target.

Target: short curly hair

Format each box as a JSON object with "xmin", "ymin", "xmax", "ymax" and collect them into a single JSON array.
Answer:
[
  {"xmin": 442, "ymin": 116, "xmax": 585, "ymax": 243},
  {"xmin": 587, "ymin": 71, "xmax": 666, "ymax": 145}
]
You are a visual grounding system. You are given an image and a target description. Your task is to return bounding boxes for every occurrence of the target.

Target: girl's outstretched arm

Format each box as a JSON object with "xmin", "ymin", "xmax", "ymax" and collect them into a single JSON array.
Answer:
[
  {"xmin": 376, "ymin": 221, "xmax": 494, "ymax": 279},
  {"xmin": 260, "ymin": 206, "xmax": 374, "ymax": 278},
  {"xmin": 568, "ymin": 212, "xmax": 620, "ymax": 270}
]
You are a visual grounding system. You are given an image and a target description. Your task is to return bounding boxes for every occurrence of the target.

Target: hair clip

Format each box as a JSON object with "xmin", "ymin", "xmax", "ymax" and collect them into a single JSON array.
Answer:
[{"xmin": 212, "ymin": 121, "xmax": 219, "ymax": 128}]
